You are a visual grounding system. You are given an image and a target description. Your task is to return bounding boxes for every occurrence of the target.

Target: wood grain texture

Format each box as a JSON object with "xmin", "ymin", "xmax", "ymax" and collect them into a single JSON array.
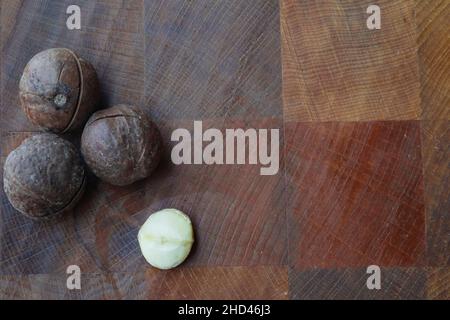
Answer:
[
  {"xmin": 0, "ymin": 120, "xmax": 287, "ymax": 274},
  {"xmin": 416, "ymin": 0, "xmax": 450, "ymax": 120},
  {"xmin": 286, "ymin": 121, "xmax": 425, "ymax": 268},
  {"xmin": 0, "ymin": 0, "xmax": 448, "ymax": 300},
  {"xmin": 426, "ymin": 268, "xmax": 449, "ymax": 300},
  {"xmin": 0, "ymin": 267, "xmax": 288, "ymax": 299},
  {"xmin": 416, "ymin": 0, "xmax": 449, "ymax": 268},
  {"xmin": 0, "ymin": 132, "xmax": 107, "ymax": 274},
  {"xmin": 422, "ymin": 120, "xmax": 449, "ymax": 266},
  {"xmin": 0, "ymin": 0, "xmax": 286, "ymax": 292},
  {"xmin": 0, "ymin": 0, "xmax": 145, "ymax": 274},
  {"xmin": 144, "ymin": 0, "xmax": 281, "ymax": 120},
  {"xmin": 281, "ymin": 0, "xmax": 421, "ymax": 121},
  {"xmin": 151, "ymin": 266, "xmax": 288, "ymax": 300},
  {"xmin": 289, "ymin": 267, "xmax": 426, "ymax": 299},
  {"xmin": 1, "ymin": 0, "xmax": 144, "ymax": 132},
  {"xmin": 82, "ymin": 118, "xmax": 287, "ymax": 271}
]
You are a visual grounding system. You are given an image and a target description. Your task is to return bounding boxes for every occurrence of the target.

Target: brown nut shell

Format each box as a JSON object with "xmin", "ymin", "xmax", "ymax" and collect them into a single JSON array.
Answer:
[
  {"xmin": 3, "ymin": 133, "xmax": 86, "ymax": 220},
  {"xmin": 81, "ymin": 105, "xmax": 162, "ymax": 186},
  {"xmin": 19, "ymin": 48, "xmax": 100, "ymax": 133}
]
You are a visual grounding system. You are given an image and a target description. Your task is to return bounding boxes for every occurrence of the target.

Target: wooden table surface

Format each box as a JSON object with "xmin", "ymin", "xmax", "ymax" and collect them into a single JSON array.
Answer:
[{"xmin": 0, "ymin": 0, "xmax": 448, "ymax": 299}]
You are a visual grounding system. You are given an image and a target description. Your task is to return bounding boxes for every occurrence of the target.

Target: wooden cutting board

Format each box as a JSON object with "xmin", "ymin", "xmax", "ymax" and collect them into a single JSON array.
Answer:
[{"xmin": 0, "ymin": 0, "xmax": 448, "ymax": 299}]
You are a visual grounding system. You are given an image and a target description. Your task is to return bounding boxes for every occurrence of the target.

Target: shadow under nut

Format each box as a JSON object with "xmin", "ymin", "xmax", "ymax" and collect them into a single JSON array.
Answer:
[
  {"xmin": 81, "ymin": 105, "xmax": 162, "ymax": 186},
  {"xmin": 3, "ymin": 133, "xmax": 86, "ymax": 220},
  {"xmin": 19, "ymin": 48, "xmax": 100, "ymax": 133}
]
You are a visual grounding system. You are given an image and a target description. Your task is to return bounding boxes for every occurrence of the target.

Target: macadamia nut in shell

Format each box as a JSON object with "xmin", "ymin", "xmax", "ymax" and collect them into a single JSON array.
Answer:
[
  {"xmin": 19, "ymin": 48, "xmax": 100, "ymax": 133},
  {"xmin": 3, "ymin": 133, "xmax": 86, "ymax": 220},
  {"xmin": 81, "ymin": 105, "xmax": 162, "ymax": 186}
]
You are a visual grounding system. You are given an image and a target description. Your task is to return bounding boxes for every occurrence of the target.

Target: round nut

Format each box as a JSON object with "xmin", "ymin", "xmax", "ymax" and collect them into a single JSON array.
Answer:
[
  {"xmin": 3, "ymin": 133, "xmax": 86, "ymax": 220},
  {"xmin": 138, "ymin": 208, "xmax": 194, "ymax": 270},
  {"xmin": 19, "ymin": 48, "xmax": 100, "ymax": 133},
  {"xmin": 81, "ymin": 104, "xmax": 162, "ymax": 186}
]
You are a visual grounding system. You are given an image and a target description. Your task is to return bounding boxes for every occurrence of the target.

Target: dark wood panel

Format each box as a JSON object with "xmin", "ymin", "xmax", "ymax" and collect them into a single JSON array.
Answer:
[
  {"xmin": 1, "ymin": 118, "xmax": 287, "ymax": 274},
  {"xmin": 0, "ymin": 0, "xmax": 145, "ymax": 274},
  {"xmin": 0, "ymin": 1, "xmax": 286, "ymax": 277},
  {"xmin": 421, "ymin": 120, "xmax": 449, "ymax": 266},
  {"xmin": 144, "ymin": 0, "xmax": 281, "ymax": 120},
  {"xmin": 286, "ymin": 121, "xmax": 425, "ymax": 268},
  {"xmin": 1, "ymin": 0, "xmax": 144, "ymax": 132},
  {"xmin": 0, "ymin": 266, "xmax": 288, "ymax": 299},
  {"xmin": 87, "ymin": 118, "xmax": 287, "ymax": 270},
  {"xmin": 281, "ymin": 0, "xmax": 421, "ymax": 121},
  {"xmin": 0, "ymin": 131, "xmax": 105, "ymax": 274},
  {"xmin": 289, "ymin": 267, "xmax": 426, "ymax": 299}
]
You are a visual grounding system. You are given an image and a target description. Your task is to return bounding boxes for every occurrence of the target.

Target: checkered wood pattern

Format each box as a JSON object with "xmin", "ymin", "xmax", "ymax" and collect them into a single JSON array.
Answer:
[{"xmin": 0, "ymin": 0, "xmax": 448, "ymax": 299}]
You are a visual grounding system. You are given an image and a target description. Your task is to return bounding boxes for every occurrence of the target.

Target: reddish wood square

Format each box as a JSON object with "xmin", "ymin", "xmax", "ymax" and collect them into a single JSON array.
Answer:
[{"xmin": 285, "ymin": 121, "xmax": 425, "ymax": 268}]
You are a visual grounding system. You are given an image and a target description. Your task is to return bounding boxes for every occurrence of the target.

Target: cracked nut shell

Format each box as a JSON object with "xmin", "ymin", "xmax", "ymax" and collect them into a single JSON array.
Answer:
[
  {"xmin": 81, "ymin": 104, "xmax": 162, "ymax": 186},
  {"xmin": 3, "ymin": 133, "xmax": 86, "ymax": 220},
  {"xmin": 19, "ymin": 48, "xmax": 100, "ymax": 133}
]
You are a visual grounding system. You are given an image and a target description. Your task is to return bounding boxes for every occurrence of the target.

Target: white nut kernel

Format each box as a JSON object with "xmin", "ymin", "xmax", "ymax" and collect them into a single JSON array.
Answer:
[{"xmin": 138, "ymin": 208, "xmax": 194, "ymax": 270}]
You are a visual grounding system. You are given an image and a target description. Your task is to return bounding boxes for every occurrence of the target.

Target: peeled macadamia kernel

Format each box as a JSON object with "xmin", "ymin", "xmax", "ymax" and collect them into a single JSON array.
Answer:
[
  {"xmin": 19, "ymin": 48, "xmax": 100, "ymax": 133},
  {"xmin": 138, "ymin": 209, "xmax": 194, "ymax": 270},
  {"xmin": 81, "ymin": 104, "xmax": 162, "ymax": 186},
  {"xmin": 3, "ymin": 133, "xmax": 86, "ymax": 220}
]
